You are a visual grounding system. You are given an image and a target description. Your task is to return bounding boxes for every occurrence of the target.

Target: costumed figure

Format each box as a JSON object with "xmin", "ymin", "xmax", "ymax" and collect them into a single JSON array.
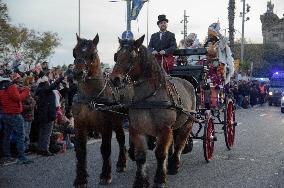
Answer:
[
  {"xmin": 177, "ymin": 33, "xmax": 204, "ymax": 65},
  {"xmin": 204, "ymin": 22, "xmax": 235, "ymax": 85},
  {"xmin": 148, "ymin": 14, "xmax": 177, "ymax": 73}
]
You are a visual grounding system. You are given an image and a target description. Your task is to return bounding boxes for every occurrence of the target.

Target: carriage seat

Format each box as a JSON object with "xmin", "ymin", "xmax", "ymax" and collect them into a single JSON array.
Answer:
[
  {"xmin": 173, "ymin": 48, "xmax": 207, "ymax": 56},
  {"xmin": 170, "ymin": 65, "xmax": 204, "ymax": 88}
]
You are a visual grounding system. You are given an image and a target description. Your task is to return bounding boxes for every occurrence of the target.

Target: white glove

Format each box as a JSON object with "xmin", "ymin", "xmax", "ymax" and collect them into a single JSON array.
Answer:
[
  {"xmin": 159, "ymin": 50, "xmax": 166, "ymax": 55},
  {"xmin": 152, "ymin": 50, "xmax": 158, "ymax": 55}
]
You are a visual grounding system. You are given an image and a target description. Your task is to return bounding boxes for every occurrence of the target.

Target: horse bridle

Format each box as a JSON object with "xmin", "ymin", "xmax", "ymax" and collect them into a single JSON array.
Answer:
[
  {"xmin": 114, "ymin": 43, "xmax": 164, "ymax": 102},
  {"xmin": 73, "ymin": 47, "xmax": 98, "ymax": 81}
]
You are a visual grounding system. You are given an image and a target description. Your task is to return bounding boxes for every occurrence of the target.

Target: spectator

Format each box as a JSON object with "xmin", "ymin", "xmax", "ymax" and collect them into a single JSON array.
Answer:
[
  {"xmin": 35, "ymin": 75, "xmax": 64, "ymax": 156},
  {"xmin": 22, "ymin": 91, "xmax": 36, "ymax": 152},
  {"xmin": 65, "ymin": 76, "xmax": 78, "ymax": 117},
  {"xmin": 259, "ymin": 82, "xmax": 266, "ymax": 105},
  {"xmin": 41, "ymin": 61, "xmax": 49, "ymax": 75},
  {"xmin": 0, "ymin": 73, "xmax": 33, "ymax": 164},
  {"xmin": 0, "ymin": 76, "xmax": 11, "ymax": 159},
  {"xmin": 250, "ymin": 84, "xmax": 258, "ymax": 107}
]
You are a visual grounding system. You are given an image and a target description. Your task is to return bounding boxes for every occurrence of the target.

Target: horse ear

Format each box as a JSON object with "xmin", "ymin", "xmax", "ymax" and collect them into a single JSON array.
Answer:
[
  {"xmin": 134, "ymin": 35, "xmax": 145, "ymax": 48},
  {"xmin": 93, "ymin": 34, "xmax": 99, "ymax": 46},
  {"xmin": 76, "ymin": 33, "xmax": 81, "ymax": 42},
  {"xmin": 118, "ymin": 37, "xmax": 123, "ymax": 45},
  {"xmin": 73, "ymin": 48, "xmax": 76, "ymax": 58}
]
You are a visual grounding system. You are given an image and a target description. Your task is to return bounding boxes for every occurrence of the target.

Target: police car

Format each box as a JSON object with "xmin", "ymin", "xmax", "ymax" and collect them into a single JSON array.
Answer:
[{"xmin": 268, "ymin": 72, "xmax": 284, "ymax": 106}]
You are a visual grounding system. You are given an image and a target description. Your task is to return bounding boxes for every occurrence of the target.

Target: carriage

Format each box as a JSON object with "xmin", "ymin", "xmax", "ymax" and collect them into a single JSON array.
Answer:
[{"xmin": 171, "ymin": 48, "xmax": 237, "ymax": 162}]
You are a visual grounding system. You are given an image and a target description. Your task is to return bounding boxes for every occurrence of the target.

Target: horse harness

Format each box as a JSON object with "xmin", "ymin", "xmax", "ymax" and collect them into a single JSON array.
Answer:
[{"xmin": 73, "ymin": 43, "xmax": 127, "ymax": 116}]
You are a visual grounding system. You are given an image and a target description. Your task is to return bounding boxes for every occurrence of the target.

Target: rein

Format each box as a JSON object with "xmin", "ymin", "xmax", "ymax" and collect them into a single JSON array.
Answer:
[{"xmin": 73, "ymin": 53, "xmax": 124, "ymax": 114}]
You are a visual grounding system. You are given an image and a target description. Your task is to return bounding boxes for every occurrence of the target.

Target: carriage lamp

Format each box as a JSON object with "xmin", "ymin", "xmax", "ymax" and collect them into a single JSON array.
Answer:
[{"xmin": 269, "ymin": 91, "xmax": 273, "ymax": 96}]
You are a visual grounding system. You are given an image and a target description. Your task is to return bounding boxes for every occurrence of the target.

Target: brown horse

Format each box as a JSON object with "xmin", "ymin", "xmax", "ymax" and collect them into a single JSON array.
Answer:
[
  {"xmin": 72, "ymin": 34, "xmax": 127, "ymax": 187},
  {"xmin": 110, "ymin": 35, "xmax": 196, "ymax": 188}
]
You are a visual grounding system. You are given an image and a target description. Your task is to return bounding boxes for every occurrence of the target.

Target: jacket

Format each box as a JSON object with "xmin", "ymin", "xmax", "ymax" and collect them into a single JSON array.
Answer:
[
  {"xmin": 35, "ymin": 77, "xmax": 64, "ymax": 124},
  {"xmin": 148, "ymin": 31, "xmax": 177, "ymax": 54},
  {"xmin": 0, "ymin": 83, "xmax": 30, "ymax": 114}
]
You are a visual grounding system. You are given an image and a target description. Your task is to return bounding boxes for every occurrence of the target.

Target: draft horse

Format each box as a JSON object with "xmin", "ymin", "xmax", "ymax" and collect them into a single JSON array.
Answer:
[
  {"xmin": 72, "ymin": 34, "xmax": 127, "ymax": 187},
  {"xmin": 110, "ymin": 35, "xmax": 196, "ymax": 188}
]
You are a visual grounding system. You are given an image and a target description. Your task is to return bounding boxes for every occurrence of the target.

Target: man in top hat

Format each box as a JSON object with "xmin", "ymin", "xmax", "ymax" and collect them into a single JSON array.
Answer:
[{"xmin": 148, "ymin": 14, "xmax": 177, "ymax": 73}]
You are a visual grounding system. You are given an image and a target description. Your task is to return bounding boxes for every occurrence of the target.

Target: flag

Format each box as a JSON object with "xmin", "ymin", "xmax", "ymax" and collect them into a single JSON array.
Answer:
[{"xmin": 130, "ymin": 0, "xmax": 147, "ymax": 20}]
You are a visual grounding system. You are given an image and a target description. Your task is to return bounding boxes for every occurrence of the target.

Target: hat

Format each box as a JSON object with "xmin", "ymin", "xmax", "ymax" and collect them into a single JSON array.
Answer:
[
  {"xmin": 0, "ymin": 76, "xmax": 11, "ymax": 82},
  {"xmin": 208, "ymin": 22, "xmax": 221, "ymax": 37},
  {"xmin": 37, "ymin": 76, "xmax": 49, "ymax": 85},
  {"xmin": 157, "ymin": 14, "xmax": 168, "ymax": 25},
  {"xmin": 121, "ymin": 30, "xmax": 134, "ymax": 41}
]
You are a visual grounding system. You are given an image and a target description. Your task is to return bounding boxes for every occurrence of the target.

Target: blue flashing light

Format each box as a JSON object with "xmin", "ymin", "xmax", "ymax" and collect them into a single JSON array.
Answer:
[{"xmin": 275, "ymin": 72, "xmax": 279, "ymax": 75}]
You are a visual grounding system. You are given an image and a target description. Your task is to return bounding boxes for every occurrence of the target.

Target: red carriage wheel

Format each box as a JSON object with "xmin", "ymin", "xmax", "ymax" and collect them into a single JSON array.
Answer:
[
  {"xmin": 203, "ymin": 116, "xmax": 215, "ymax": 163},
  {"xmin": 224, "ymin": 100, "xmax": 235, "ymax": 150}
]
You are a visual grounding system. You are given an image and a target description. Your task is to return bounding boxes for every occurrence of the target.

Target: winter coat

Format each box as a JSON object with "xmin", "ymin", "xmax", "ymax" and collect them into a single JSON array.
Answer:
[
  {"xmin": 35, "ymin": 77, "xmax": 64, "ymax": 124},
  {"xmin": 0, "ymin": 82, "xmax": 29, "ymax": 114}
]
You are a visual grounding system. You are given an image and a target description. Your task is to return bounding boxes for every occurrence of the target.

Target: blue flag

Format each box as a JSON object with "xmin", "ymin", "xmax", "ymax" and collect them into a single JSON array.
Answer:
[{"xmin": 130, "ymin": 0, "xmax": 147, "ymax": 20}]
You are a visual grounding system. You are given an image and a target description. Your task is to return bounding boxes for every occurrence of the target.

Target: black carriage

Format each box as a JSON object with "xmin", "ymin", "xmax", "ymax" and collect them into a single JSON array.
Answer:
[{"xmin": 171, "ymin": 48, "xmax": 237, "ymax": 162}]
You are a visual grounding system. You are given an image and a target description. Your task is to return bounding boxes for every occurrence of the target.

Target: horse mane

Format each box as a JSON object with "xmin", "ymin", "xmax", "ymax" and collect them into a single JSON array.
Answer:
[{"xmin": 138, "ymin": 45, "xmax": 166, "ymax": 86}]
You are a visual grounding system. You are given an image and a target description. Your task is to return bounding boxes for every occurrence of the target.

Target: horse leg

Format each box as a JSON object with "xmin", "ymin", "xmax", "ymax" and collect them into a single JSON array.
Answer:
[
  {"xmin": 129, "ymin": 126, "xmax": 149, "ymax": 188},
  {"xmin": 168, "ymin": 120, "xmax": 194, "ymax": 175},
  {"xmin": 154, "ymin": 127, "xmax": 173, "ymax": 188},
  {"xmin": 128, "ymin": 138, "xmax": 136, "ymax": 161},
  {"xmin": 74, "ymin": 129, "xmax": 88, "ymax": 188},
  {"xmin": 114, "ymin": 124, "xmax": 127, "ymax": 172},
  {"xmin": 99, "ymin": 126, "xmax": 113, "ymax": 185}
]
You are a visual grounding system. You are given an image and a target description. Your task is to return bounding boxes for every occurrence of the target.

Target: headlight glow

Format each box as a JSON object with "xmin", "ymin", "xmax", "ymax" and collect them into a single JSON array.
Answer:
[{"xmin": 269, "ymin": 91, "xmax": 273, "ymax": 96}]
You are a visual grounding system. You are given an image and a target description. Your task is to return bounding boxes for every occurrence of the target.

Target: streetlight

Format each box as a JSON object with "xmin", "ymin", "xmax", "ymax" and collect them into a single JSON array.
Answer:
[
  {"xmin": 78, "ymin": 0, "xmax": 81, "ymax": 37},
  {"xmin": 240, "ymin": 0, "xmax": 250, "ymax": 66}
]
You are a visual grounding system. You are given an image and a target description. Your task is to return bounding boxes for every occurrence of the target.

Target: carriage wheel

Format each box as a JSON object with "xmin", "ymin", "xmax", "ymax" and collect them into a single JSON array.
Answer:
[
  {"xmin": 203, "ymin": 117, "xmax": 215, "ymax": 163},
  {"xmin": 224, "ymin": 100, "xmax": 235, "ymax": 150}
]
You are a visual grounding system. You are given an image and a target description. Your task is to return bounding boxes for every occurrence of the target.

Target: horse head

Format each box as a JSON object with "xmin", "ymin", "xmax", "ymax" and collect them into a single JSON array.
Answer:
[
  {"xmin": 110, "ymin": 35, "xmax": 146, "ymax": 87},
  {"xmin": 73, "ymin": 33, "xmax": 100, "ymax": 81}
]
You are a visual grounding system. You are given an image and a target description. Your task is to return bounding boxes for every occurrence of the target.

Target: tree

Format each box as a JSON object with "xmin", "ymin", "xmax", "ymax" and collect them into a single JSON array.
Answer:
[
  {"xmin": 0, "ymin": 0, "xmax": 60, "ymax": 65},
  {"xmin": 234, "ymin": 42, "xmax": 284, "ymax": 77},
  {"xmin": 228, "ymin": 0, "xmax": 236, "ymax": 54}
]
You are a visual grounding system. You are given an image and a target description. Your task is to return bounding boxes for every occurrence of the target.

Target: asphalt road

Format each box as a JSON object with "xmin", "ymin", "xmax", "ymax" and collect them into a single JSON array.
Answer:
[{"xmin": 1, "ymin": 105, "xmax": 284, "ymax": 188}]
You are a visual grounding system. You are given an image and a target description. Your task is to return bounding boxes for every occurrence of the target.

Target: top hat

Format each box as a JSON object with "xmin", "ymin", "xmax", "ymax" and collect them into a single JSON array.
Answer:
[{"xmin": 157, "ymin": 14, "xmax": 168, "ymax": 25}]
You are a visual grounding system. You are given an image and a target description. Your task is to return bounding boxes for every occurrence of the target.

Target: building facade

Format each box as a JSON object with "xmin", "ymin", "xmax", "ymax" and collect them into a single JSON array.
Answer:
[{"xmin": 260, "ymin": 1, "xmax": 284, "ymax": 49}]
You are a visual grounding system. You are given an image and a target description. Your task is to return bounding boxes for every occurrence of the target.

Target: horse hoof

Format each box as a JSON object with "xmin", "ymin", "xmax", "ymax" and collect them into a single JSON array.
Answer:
[
  {"xmin": 74, "ymin": 184, "xmax": 87, "ymax": 188},
  {"xmin": 99, "ymin": 177, "xmax": 112, "ymax": 185},
  {"xmin": 152, "ymin": 183, "xmax": 166, "ymax": 188},
  {"xmin": 133, "ymin": 177, "xmax": 150, "ymax": 188},
  {"xmin": 116, "ymin": 166, "xmax": 126, "ymax": 173},
  {"xmin": 128, "ymin": 149, "xmax": 136, "ymax": 161},
  {"xmin": 167, "ymin": 168, "xmax": 178, "ymax": 175},
  {"xmin": 167, "ymin": 163, "xmax": 179, "ymax": 175}
]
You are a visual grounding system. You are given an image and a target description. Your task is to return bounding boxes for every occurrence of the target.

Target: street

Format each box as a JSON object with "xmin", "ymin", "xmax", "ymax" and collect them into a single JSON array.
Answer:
[{"xmin": 1, "ymin": 105, "xmax": 284, "ymax": 188}]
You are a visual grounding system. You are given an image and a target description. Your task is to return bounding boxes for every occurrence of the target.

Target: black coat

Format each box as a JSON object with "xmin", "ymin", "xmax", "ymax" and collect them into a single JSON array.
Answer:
[
  {"xmin": 35, "ymin": 77, "xmax": 63, "ymax": 124},
  {"xmin": 148, "ymin": 31, "xmax": 177, "ymax": 54}
]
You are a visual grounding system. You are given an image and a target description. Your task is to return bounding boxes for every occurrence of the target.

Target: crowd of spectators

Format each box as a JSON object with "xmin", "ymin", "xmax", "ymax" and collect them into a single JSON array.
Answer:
[
  {"xmin": 227, "ymin": 79, "xmax": 269, "ymax": 109},
  {"xmin": 0, "ymin": 61, "xmax": 77, "ymax": 165}
]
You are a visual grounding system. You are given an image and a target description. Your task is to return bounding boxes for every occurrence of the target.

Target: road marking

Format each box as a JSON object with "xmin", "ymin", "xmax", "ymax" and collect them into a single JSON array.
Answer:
[{"xmin": 260, "ymin": 114, "xmax": 267, "ymax": 117}]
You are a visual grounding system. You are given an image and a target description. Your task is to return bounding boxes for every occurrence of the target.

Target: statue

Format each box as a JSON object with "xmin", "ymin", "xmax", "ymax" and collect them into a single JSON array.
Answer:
[{"xmin": 267, "ymin": 0, "xmax": 274, "ymax": 13}]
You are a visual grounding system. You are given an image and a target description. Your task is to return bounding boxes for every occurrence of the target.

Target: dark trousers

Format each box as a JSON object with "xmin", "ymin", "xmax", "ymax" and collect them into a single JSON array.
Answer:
[
  {"xmin": 2, "ymin": 114, "xmax": 26, "ymax": 160},
  {"xmin": 38, "ymin": 122, "xmax": 53, "ymax": 151}
]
